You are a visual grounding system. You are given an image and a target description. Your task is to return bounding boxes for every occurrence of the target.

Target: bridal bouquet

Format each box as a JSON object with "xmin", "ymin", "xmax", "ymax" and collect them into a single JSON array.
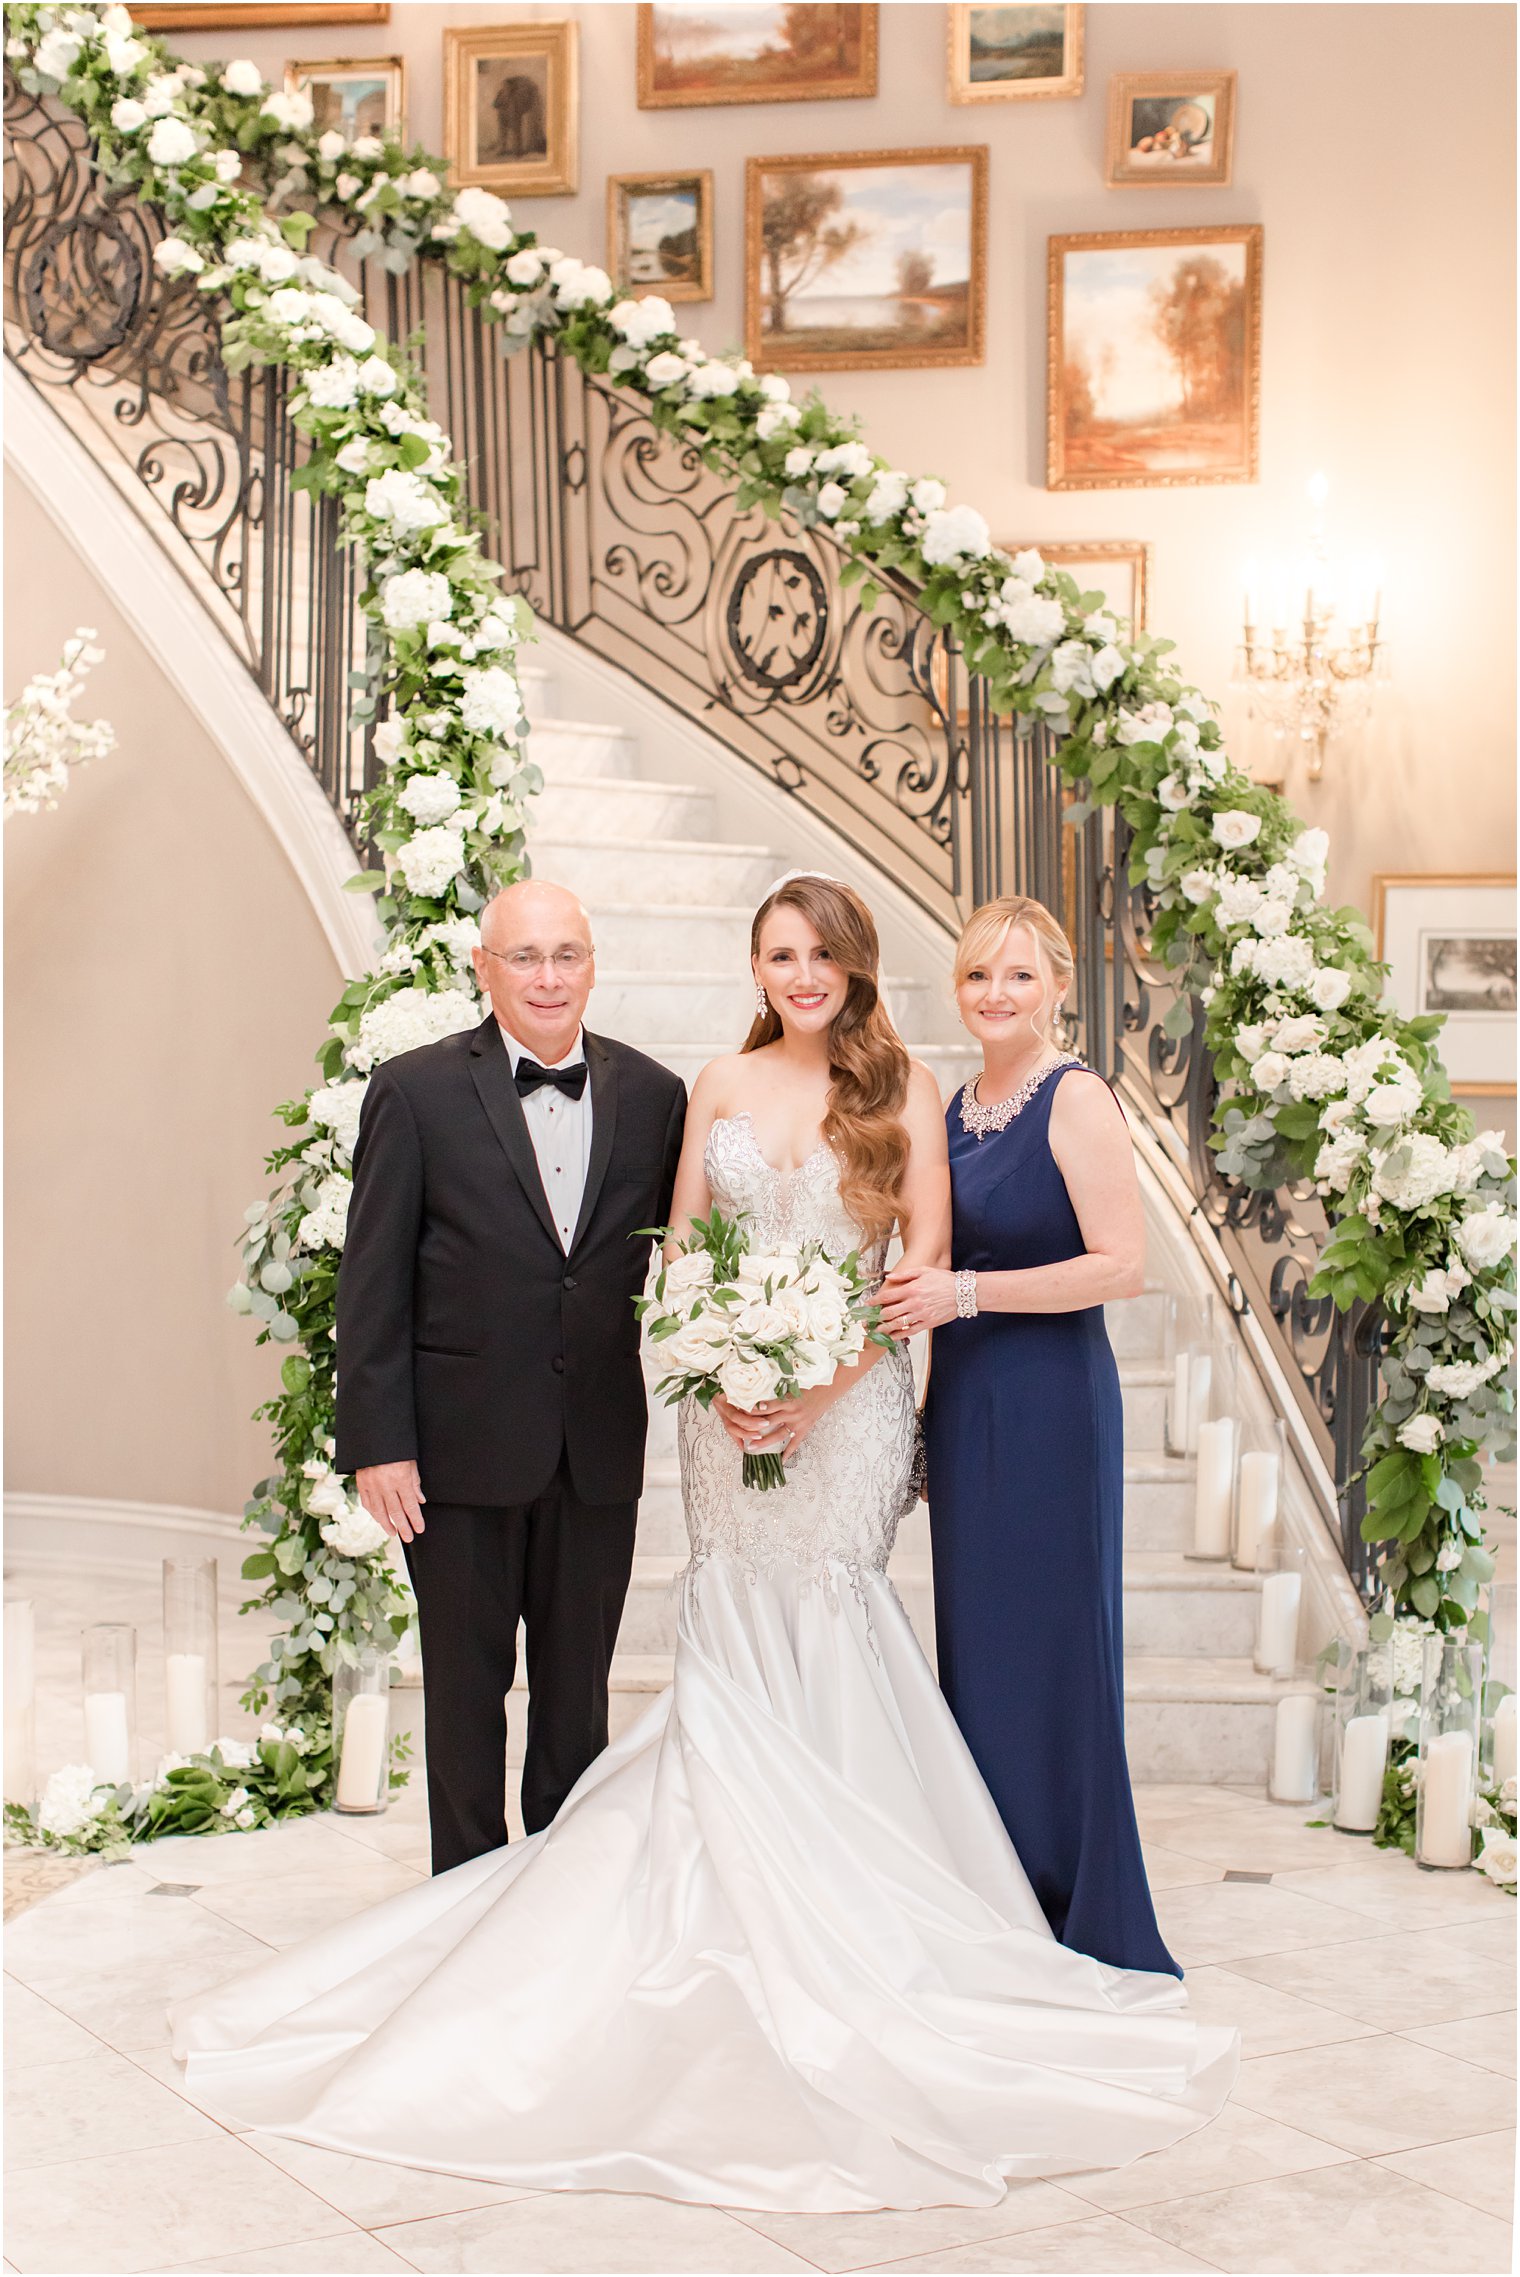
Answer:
[{"xmin": 636, "ymin": 1209, "xmax": 890, "ymax": 1489}]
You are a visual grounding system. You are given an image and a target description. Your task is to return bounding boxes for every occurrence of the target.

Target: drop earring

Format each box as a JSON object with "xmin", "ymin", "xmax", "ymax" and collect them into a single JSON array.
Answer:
[{"xmin": 755, "ymin": 980, "xmax": 769, "ymax": 1018}]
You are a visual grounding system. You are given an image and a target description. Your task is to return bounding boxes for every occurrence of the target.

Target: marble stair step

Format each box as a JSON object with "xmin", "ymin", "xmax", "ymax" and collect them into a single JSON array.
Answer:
[
  {"xmin": 535, "ymin": 777, "xmax": 717, "ymax": 845},
  {"xmin": 586, "ymin": 902, "xmax": 761, "ymax": 967},
  {"xmin": 526, "ymin": 720, "xmax": 641, "ymax": 780},
  {"xmin": 531, "ymin": 834, "xmax": 783, "ymax": 907},
  {"xmin": 587, "ymin": 970, "xmax": 936, "ymax": 1046}
]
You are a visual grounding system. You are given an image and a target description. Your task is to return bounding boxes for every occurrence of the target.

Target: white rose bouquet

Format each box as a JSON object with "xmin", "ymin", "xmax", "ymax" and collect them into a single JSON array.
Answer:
[{"xmin": 635, "ymin": 1208, "xmax": 890, "ymax": 1490}]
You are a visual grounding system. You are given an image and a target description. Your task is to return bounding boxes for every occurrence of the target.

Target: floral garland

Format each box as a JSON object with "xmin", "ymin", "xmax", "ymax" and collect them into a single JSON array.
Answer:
[
  {"xmin": 3, "ymin": 626, "xmax": 114, "ymax": 816},
  {"xmin": 6, "ymin": 6, "xmax": 1515, "ymax": 1855}
]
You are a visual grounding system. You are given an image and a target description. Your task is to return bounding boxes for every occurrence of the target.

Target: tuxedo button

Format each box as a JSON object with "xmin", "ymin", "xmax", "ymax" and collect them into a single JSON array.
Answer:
[
  {"xmin": 563, "ymin": 1274, "xmax": 577, "ymax": 1291},
  {"xmin": 551, "ymin": 1356, "xmax": 565, "ymax": 1373}
]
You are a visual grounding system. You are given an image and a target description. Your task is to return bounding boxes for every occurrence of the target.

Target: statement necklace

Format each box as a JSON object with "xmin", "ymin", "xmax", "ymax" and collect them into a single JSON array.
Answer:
[{"xmin": 959, "ymin": 1052, "xmax": 1082, "ymax": 1141}]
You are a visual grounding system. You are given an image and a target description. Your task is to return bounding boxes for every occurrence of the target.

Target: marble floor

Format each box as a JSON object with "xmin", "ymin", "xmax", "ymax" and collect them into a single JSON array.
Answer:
[{"xmin": 4, "ymin": 1562, "xmax": 1516, "ymax": 2274}]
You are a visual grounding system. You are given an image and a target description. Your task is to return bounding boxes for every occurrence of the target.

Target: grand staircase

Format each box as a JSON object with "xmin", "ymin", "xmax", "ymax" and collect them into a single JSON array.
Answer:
[{"xmin": 510, "ymin": 642, "xmax": 1315, "ymax": 1787}]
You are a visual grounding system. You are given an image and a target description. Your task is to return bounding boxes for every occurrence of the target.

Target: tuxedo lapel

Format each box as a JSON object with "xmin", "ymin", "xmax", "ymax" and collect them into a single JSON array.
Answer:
[
  {"xmin": 467, "ymin": 1015, "xmax": 563, "ymax": 1253},
  {"xmin": 569, "ymin": 1031, "xmax": 619, "ymax": 1256}
]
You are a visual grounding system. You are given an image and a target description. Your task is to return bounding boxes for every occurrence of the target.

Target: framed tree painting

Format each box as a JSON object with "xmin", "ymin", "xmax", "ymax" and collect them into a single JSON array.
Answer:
[
  {"xmin": 948, "ymin": 5, "xmax": 1083, "ymax": 102},
  {"xmin": 608, "ymin": 171, "xmax": 714, "ymax": 302},
  {"xmin": 1047, "ymin": 225, "xmax": 1262, "ymax": 488},
  {"xmin": 286, "ymin": 57, "xmax": 405, "ymax": 139},
  {"xmin": 638, "ymin": 4, "xmax": 877, "ymax": 108},
  {"xmin": 131, "ymin": 5, "xmax": 387, "ymax": 24},
  {"xmin": 1106, "ymin": 72, "xmax": 1236, "ymax": 188},
  {"xmin": 1373, "ymin": 875, "xmax": 1517, "ymax": 1094},
  {"xmin": 444, "ymin": 22, "xmax": 578, "ymax": 197},
  {"xmin": 747, "ymin": 146, "xmax": 987, "ymax": 373},
  {"xmin": 1019, "ymin": 540, "xmax": 1151, "ymax": 630}
]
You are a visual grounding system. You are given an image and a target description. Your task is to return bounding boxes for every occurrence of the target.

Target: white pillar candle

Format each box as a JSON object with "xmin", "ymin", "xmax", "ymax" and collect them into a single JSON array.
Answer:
[
  {"xmin": 1192, "ymin": 1417, "xmax": 1236, "ymax": 1557},
  {"xmin": 1492, "ymin": 1694, "xmax": 1517, "ymax": 1787},
  {"xmin": 1168, "ymin": 1352, "xmax": 1190, "ymax": 1451},
  {"xmin": 1272, "ymin": 1693, "xmax": 1319, "ymax": 1803},
  {"xmin": 1420, "ymin": 1728, "xmax": 1475, "ymax": 1868},
  {"xmin": 336, "ymin": 1691, "xmax": 389, "ymax": 1812},
  {"xmin": 1185, "ymin": 1353, "xmax": 1213, "ymax": 1453},
  {"xmin": 1235, "ymin": 1448, "xmax": 1280, "ymax": 1570},
  {"xmin": 1334, "ymin": 1711, "xmax": 1389, "ymax": 1832},
  {"xmin": 164, "ymin": 1651, "xmax": 210, "ymax": 1756},
  {"xmin": 1255, "ymin": 1570, "xmax": 1303, "ymax": 1675},
  {"xmin": 84, "ymin": 1689, "xmax": 131, "ymax": 1786}
]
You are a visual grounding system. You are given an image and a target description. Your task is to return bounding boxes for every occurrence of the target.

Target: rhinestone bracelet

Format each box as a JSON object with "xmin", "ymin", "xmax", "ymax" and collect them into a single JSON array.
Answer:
[{"xmin": 954, "ymin": 1269, "xmax": 979, "ymax": 1320}]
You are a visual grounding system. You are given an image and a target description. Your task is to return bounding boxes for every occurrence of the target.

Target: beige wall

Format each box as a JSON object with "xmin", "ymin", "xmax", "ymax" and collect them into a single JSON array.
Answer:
[
  {"xmin": 3, "ymin": 474, "xmax": 344, "ymax": 1512},
  {"xmin": 162, "ymin": 0, "xmax": 1517, "ymax": 919}
]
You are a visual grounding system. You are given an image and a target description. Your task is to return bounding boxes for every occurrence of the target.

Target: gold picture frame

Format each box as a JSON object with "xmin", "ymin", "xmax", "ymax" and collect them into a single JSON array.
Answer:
[
  {"xmin": 286, "ymin": 55, "xmax": 405, "ymax": 140},
  {"xmin": 131, "ymin": 4, "xmax": 387, "ymax": 25},
  {"xmin": 608, "ymin": 170, "xmax": 714, "ymax": 304},
  {"xmin": 948, "ymin": 5, "xmax": 1084, "ymax": 103},
  {"xmin": 1106, "ymin": 71, "xmax": 1237, "ymax": 189},
  {"xmin": 443, "ymin": 22, "xmax": 578, "ymax": 198},
  {"xmin": 1021, "ymin": 540, "xmax": 1151, "ymax": 631},
  {"xmin": 637, "ymin": 3, "xmax": 878, "ymax": 109},
  {"xmin": 1048, "ymin": 225, "xmax": 1262, "ymax": 490},
  {"xmin": 1372, "ymin": 874, "xmax": 1517, "ymax": 1097},
  {"xmin": 746, "ymin": 146, "xmax": 988, "ymax": 375}
]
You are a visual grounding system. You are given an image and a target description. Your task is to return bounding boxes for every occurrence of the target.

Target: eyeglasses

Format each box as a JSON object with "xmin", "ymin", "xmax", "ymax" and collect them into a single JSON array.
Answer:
[{"xmin": 480, "ymin": 945, "xmax": 592, "ymax": 975}]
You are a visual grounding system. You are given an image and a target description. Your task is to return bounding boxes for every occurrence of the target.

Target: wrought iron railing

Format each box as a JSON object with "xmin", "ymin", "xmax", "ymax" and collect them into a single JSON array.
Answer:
[{"xmin": 2, "ymin": 79, "xmax": 1377, "ymax": 1585}]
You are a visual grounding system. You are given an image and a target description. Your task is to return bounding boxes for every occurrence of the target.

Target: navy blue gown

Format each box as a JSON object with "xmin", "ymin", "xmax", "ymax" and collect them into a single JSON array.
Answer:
[{"xmin": 925, "ymin": 1060, "xmax": 1180, "ymax": 1979}]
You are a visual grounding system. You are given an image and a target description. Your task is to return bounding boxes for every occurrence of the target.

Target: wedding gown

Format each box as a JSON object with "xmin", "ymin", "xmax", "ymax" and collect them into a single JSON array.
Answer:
[{"xmin": 171, "ymin": 1114, "xmax": 1237, "ymax": 2211}]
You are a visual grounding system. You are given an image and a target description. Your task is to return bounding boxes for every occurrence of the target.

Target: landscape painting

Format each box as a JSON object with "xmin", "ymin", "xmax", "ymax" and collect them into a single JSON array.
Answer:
[
  {"xmin": 1107, "ymin": 72, "xmax": 1236, "ymax": 188},
  {"xmin": 948, "ymin": 5, "xmax": 1083, "ymax": 101},
  {"xmin": 1048, "ymin": 226, "xmax": 1261, "ymax": 488},
  {"xmin": 287, "ymin": 58, "xmax": 404, "ymax": 139},
  {"xmin": 609, "ymin": 171, "xmax": 713, "ymax": 301},
  {"xmin": 638, "ymin": 3, "xmax": 877, "ymax": 108},
  {"xmin": 747, "ymin": 147, "xmax": 987, "ymax": 372}
]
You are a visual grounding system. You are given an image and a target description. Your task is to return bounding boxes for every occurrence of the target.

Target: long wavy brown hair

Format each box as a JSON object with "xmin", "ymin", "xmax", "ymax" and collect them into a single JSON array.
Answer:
[{"xmin": 743, "ymin": 876, "xmax": 910, "ymax": 1245}]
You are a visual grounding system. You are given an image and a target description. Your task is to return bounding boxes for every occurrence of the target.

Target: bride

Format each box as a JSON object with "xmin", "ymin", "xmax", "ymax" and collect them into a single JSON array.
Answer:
[{"xmin": 172, "ymin": 872, "xmax": 1236, "ymax": 2211}]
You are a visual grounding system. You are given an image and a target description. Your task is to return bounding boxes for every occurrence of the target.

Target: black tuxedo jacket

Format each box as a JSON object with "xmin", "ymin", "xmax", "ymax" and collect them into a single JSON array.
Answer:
[{"xmin": 334, "ymin": 1015, "xmax": 686, "ymax": 1506}]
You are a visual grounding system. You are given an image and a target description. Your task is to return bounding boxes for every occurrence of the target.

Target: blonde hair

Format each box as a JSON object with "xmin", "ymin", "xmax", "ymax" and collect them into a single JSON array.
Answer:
[
  {"xmin": 745, "ymin": 876, "xmax": 910, "ymax": 1246},
  {"xmin": 953, "ymin": 896, "xmax": 1074, "ymax": 1049}
]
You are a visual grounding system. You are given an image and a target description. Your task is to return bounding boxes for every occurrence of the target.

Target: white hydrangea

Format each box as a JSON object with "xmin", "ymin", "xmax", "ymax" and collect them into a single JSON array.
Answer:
[
  {"xmin": 303, "ymin": 357, "xmax": 360, "ymax": 410},
  {"xmin": 146, "ymin": 115, "xmax": 198, "ymax": 167},
  {"xmin": 1372, "ymin": 1133, "xmax": 1454, "ymax": 1209},
  {"xmin": 1244, "ymin": 934, "xmax": 1318, "ymax": 991},
  {"xmin": 363, "ymin": 469, "xmax": 451, "ymax": 534},
  {"xmin": 320, "ymin": 1498, "xmax": 390, "ymax": 1557},
  {"xmin": 261, "ymin": 88, "xmax": 314, "ymax": 131},
  {"xmin": 141, "ymin": 71, "xmax": 183, "ymax": 118},
  {"xmin": 38, "ymin": 1764, "xmax": 108, "ymax": 1837},
  {"xmin": 755, "ymin": 403, "xmax": 802, "ymax": 438},
  {"xmin": 862, "ymin": 471, "xmax": 909, "ymax": 522},
  {"xmin": 111, "ymin": 96, "xmax": 147, "ymax": 132},
  {"xmin": 1446, "ymin": 1131, "xmax": 1509, "ymax": 1195},
  {"xmin": 1315, "ymin": 1130, "xmax": 1366, "ymax": 1191},
  {"xmin": 220, "ymin": 58, "xmax": 264, "ymax": 96},
  {"xmin": 814, "ymin": 441, "xmax": 875, "ymax": 482},
  {"xmin": 684, "ymin": 361, "xmax": 740, "ymax": 398},
  {"xmin": 354, "ymin": 354, "xmax": 399, "ymax": 398},
  {"xmin": 1286, "ymin": 1054, "xmax": 1347, "ymax": 1102},
  {"xmin": 423, "ymin": 915, "xmax": 483, "ymax": 970},
  {"xmin": 1426, "ymin": 1353, "xmax": 1506, "ymax": 1399},
  {"xmin": 611, "ymin": 295, "xmax": 676, "ymax": 349},
  {"xmin": 307, "ymin": 1078, "xmax": 368, "ymax": 1161},
  {"xmin": 295, "ymin": 1171, "xmax": 352, "ymax": 1251},
  {"xmin": 1341, "ymin": 1036, "xmax": 1399, "ymax": 1102},
  {"xmin": 395, "ymin": 823, "xmax": 467, "ymax": 898},
  {"xmin": 920, "ymin": 504, "xmax": 992, "ymax": 565},
  {"xmin": 35, "ymin": 27, "xmax": 84, "ymax": 78},
  {"xmin": 548, "ymin": 256, "xmax": 613, "ymax": 308},
  {"xmin": 152, "ymin": 237, "xmax": 204, "ymax": 279},
  {"xmin": 910, "ymin": 477, "xmax": 946, "ymax": 513},
  {"xmin": 991, "ymin": 583, "xmax": 1065, "ymax": 647},
  {"xmin": 1214, "ymin": 875, "xmax": 1265, "ymax": 928},
  {"xmin": 350, "ymin": 986, "xmax": 482, "ymax": 1072},
  {"xmin": 397, "ymin": 771, "xmax": 463, "ymax": 826},
  {"xmin": 460, "ymin": 666, "xmax": 522, "ymax": 739},
  {"xmin": 1458, "ymin": 1206, "xmax": 1518, "ymax": 1272},
  {"xmin": 452, "ymin": 185, "xmax": 514, "ymax": 249},
  {"xmin": 380, "ymin": 569, "xmax": 453, "ymax": 632}
]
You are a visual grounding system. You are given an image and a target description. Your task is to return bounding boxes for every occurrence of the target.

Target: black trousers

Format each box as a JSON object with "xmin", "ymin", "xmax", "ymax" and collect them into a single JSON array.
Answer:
[{"xmin": 401, "ymin": 1449, "xmax": 637, "ymax": 1874}]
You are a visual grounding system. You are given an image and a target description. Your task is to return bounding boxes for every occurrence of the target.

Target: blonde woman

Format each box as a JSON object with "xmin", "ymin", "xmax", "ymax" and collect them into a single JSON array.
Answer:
[{"xmin": 881, "ymin": 896, "xmax": 1178, "ymax": 1978}]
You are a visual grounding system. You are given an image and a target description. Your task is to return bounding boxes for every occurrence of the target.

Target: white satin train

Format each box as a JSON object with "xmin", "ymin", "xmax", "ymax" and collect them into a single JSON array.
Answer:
[{"xmin": 172, "ymin": 1557, "xmax": 1237, "ymax": 2211}]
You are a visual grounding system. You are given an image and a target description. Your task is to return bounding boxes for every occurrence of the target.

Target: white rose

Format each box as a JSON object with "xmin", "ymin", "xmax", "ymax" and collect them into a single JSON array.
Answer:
[
  {"xmin": 1180, "ymin": 868, "xmax": 1217, "ymax": 906},
  {"xmin": 611, "ymin": 295, "xmax": 676, "ymax": 350},
  {"xmin": 736, "ymin": 1299, "xmax": 791, "ymax": 1345},
  {"xmin": 1235, "ymin": 1023, "xmax": 1269, "ymax": 1063},
  {"xmin": 303, "ymin": 357, "xmax": 360, "ymax": 410},
  {"xmin": 910, "ymin": 477, "xmax": 946, "ymax": 513},
  {"xmin": 756, "ymin": 404, "xmax": 802, "ymax": 438},
  {"xmin": 364, "ymin": 469, "xmax": 450, "ymax": 533},
  {"xmin": 396, "ymin": 824, "xmax": 466, "ymax": 898},
  {"xmin": 1404, "ymin": 1263, "xmax": 1469, "ymax": 1315},
  {"xmin": 1287, "ymin": 826, "xmax": 1330, "ymax": 888},
  {"xmin": 1010, "ymin": 548, "xmax": 1046, "ymax": 583},
  {"xmin": 920, "ymin": 504, "xmax": 991, "ymax": 565},
  {"xmin": 337, "ymin": 435, "xmax": 372, "ymax": 474},
  {"xmin": 146, "ymin": 116, "xmax": 198, "ymax": 167},
  {"xmin": 220, "ymin": 58, "xmax": 264, "ymax": 96},
  {"xmin": 548, "ymin": 256, "xmax": 613, "ymax": 309},
  {"xmin": 1090, "ymin": 645, "xmax": 1126, "ymax": 692},
  {"xmin": 1396, "ymin": 1414, "xmax": 1445, "ymax": 1453},
  {"xmin": 1372, "ymin": 1133, "xmax": 1454, "ymax": 1210},
  {"xmin": 111, "ymin": 96, "xmax": 147, "ymax": 132},
  {"xmin": 354, "ymin": 354, "xmax": 398, "ymax": 398},
  {"xmin": 1156, "ymin": 774, "xmax": 1189, "ymax": 812},
  {"xmin": 1272, "ymin": 1014, "xmax": 1327, "ymax": 1054},
  {"xmin": 791, "ymin": 1339, "xmax": 835, "ymax": 1390},
  {"xmin": 1477, "ymin": 1827, "xmax": 1518, "ymax": 1887},
  {"xmin": 397, "ymin": 772, "xmax": 463, "ymax": 825},
  {"xmin": 1116, "ymin": 702, "xmax": 1173, "ymax": 746},
  {"xmin": 453, "ymin": 184, "xmax": 515, "ymax": 251},
  {"xmin": 307, "ymin": 1078, "xmax": 368, "ymax": 1160},
  {"xmin": 403, "ymin": 168, "xmax": 441, "ymax": 200},
  {"xmin": 644, "ymin": 350, "xmax": 690, "ymax": 390},
  {"xmin": 1458, "ymin": 1206, "xmax": 1519, "ymax": 1272},
  {"xmin": 1251, "ymin": 897, "xmax": 1294, "ymax": 938},
  {"xmin": 1362, "ymin": 1071, "xmax": 1424, "ymax": 1128},
  {"xmin": 812, "ymin": 480, "xmax": 846, "ymax": 519},
  {"xmin": 1212, "ymin": 809, "xmax": 1263, "ymax": 850},
  {"xmin": 1252, "ymin": 1051, "xmax": 1291, "ymax": 1092},
  {"xmin": 996, "ymin": 590, "xmax": 1066, "ymax": 647},
  {"xmin": 685, "ymin": 361, "xmax": 740, "ymax": 398},
  {"xmin": 719, "ymin": 1352, "xmax": 783, "ymax": 1408},
  {"xmin": 505, "ymin": 247, "xmax": 545, "ymax": 287},
  {"xmin": 141, "ymin": 72, "xmax": 182, "ymax": 117},
  {"xmin": 152, "ymin": 236, "xmax": 204, "ymax": 279},
  {"xmin": 34, "ymin": 27, "xmax": 83, "ymax": 78},
  {"xmin": 261, "ymin": 89, "xmax": 314, "ymax": 131},
  {"xmin": 784, "ymin": 447, "xmax": 815, "ymax": 479},
  {"xmin": 661, "ymin": 1250, "xmax": 715, "ymax": 1300},
  {"xmin": 1427, "ymin": 1354, "xmax": 1505, "ymax": 1398},
  {"xmin": 1308, "ymin": 966, "xmax": 1353, "ymax": 1013},
  {"xmin": 380, "ymin": 568, "xmax": 453, "ymax": 632},
  {"xmin": 862, "ymin": 471, "xmax": 909, "ymax": 523}
]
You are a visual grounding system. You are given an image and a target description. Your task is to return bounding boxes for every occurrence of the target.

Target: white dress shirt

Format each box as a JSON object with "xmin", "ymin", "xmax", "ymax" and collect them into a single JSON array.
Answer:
[{"xmin": 498, "ymin": 1022, "xmax": 593, "ymax": 1252}]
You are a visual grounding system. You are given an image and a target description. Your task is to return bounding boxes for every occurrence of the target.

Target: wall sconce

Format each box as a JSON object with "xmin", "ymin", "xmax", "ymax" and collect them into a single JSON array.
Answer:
[{"xmin": 1232, "ymin": 474, "xmax": 1388, "ymax": 782}]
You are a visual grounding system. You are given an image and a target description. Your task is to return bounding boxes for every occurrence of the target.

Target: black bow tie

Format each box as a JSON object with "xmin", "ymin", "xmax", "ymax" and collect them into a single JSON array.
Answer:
[{"xmin": 514, "ymin": 1058, "xmax": 587, "ymax": 1100}]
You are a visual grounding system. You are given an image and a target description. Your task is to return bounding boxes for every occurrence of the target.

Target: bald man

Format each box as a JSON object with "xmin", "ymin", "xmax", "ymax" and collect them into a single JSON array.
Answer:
[{"xmin": 337, "ymin": 882, "xmax": 686, "ymax": 1872}]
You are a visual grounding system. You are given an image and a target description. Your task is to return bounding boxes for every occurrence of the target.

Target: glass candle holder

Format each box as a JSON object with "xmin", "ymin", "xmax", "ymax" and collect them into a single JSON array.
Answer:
[
  {"xmin": 4, "ymin": 1598, "xmax": 37, "ymax": 1815},
  {"xmin": 1331, "ymin": 1642, "xmax": 1392, "ymax": 1833},
  {"xmin": 333, "ymin": 1650, "xmax": 391, "ymax": 1815},
  {"xmin": 1487, "ymin": 1686, "xmax": 1517, "ymax": 1789},
  {"xmin": 1234, "ymin": 1416, "xmax": 1286, "ymax": 1572},
  {"xmin": 162, "ymin": 1558, "xmax": 218, "ymax": 1758},
  {"xmin": 1254, "ymin": 1540, "xmax": 1308, "ymax": 1677},
  {"xmin": 1269, "ymin": 1690, "xmax": 1320, "ymax": 1804},
  {"xmin": 1417, "ymin": 1631, "xmax": 1483, "ymax": 1870},
  {"xmin": 82, "ymin": 1623, "xmax": 137, "ymax": 1789}
]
